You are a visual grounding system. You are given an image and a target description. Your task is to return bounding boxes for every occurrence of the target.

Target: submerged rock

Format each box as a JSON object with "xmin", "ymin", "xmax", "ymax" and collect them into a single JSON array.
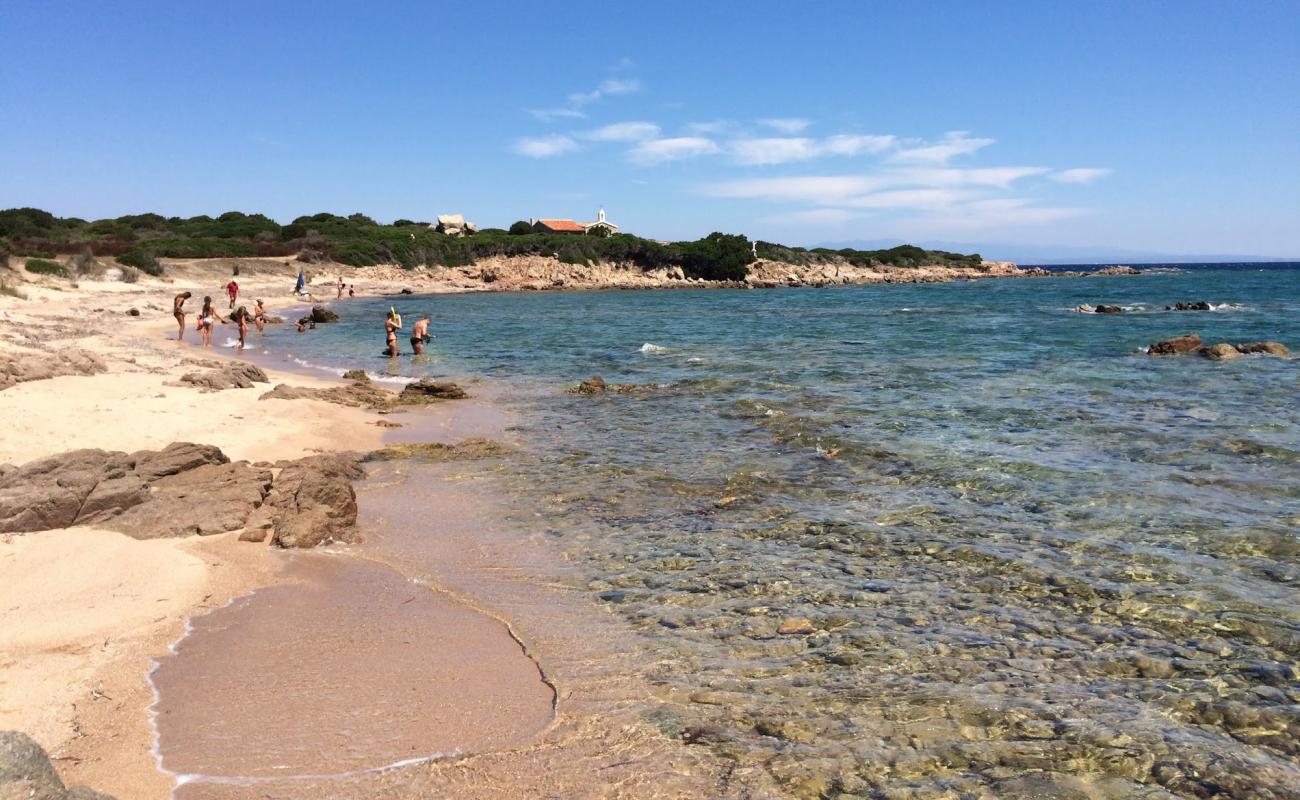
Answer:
[
  {"xmin": 0, "ymin": 730, "xmax": 117, "ymax": 799},
  {"xmin": 1167, "ymin": 301, "xmax": 1214, "ymax": 311},
  {"xmin": 1147, "ymin": 334, "xmax": 1288, "ymax": 361},
  {"xmin": 366, "ymin": 438, "xmax": 507, "ymax": 462},
  {"xmin": 567, "ymin": 375, "xmax": 657, "ymax": 395}
]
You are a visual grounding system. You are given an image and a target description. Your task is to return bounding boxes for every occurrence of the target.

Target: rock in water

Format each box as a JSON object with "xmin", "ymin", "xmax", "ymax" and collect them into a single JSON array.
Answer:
[
  {"xmin": 569, "ymin": 376, "xmax": 608, "ymax": 395},
  {"xmin": 1095, "ymin": 304, "xmax": 1124, "ymax": 313},
  {"xmin": 398, "ymin": 379, "xmax": 468, "ymax": 402},
  {"xmin": 309, "ymin": 305, "xmax": 338, "ymax": 323},
  {"xmin": 1147, "ymin": 333, "xmax": 1204, "ymax": 355},
  {"xmin": 777, "ymin": 617, "xmax": 816, "ymax": 635},
  {"xmin": 1167, "ymin": 301, "xmax": 1213, "ymax": 311},
  {"xmin": 0, "ymin": 730, "xmax": 117, "ymax": 799},
  {"xmin": 1202, "ymin": 342, "xmax": 1242, "ymax": 361},
  {"xmin": 1236, "ymin": 341, "xmax": 1289, "ymax": 356},
  {"xmin": 341, "ymin": 369, "xmax": 370, "ymax": 382}
]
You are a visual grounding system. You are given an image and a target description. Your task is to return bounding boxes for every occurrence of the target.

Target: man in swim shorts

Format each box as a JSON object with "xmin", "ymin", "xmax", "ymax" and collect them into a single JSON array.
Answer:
[{"xmin": 410, "ymin": 315, "xmax": 431, "ymax": 355}]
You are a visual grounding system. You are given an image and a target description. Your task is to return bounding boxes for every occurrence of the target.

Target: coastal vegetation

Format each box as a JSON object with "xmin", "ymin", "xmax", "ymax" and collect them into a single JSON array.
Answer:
[
  {"xmin": 0, "ymin": 206, "xmax": 982, "ymax": 281},
  {"xmin": 24, "ymin": 257, "xmax": 66, "ymax": 277}
]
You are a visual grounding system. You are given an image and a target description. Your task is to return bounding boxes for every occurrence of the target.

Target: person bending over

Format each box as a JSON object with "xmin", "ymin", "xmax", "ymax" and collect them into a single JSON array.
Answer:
[{"xmin": 410, "ymin": 315, "xmax": 431, "ymax": 355}]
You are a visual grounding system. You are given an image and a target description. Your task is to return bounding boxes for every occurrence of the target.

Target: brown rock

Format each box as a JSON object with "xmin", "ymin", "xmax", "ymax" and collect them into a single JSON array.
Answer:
[
  {"xmin": 777, "ymin": 617, "xmax": 816, "ymax": 635},
  {"xmin": 1202, "ymin": 343, "xmax": 1242, "ymax": 361},
  {"xmin": 0, "ymin": 449, "xmax": 134, "ymax": 532},
  {"xmin": 341, "ymin": 369, "xmax": 370, "ymax": 382},
  {"xmin": 272, "ymin": 509, "xmax": 343, "ymax": 549},
  {"xmin": 569, "ymin": 376, "xmax": 607, "ymax": 394},
  {"xmin": 309, "ymin": 305, "xmax": 338, "ymax": 323},
  {"xmin": 1147, "ymin": 333, "xmax": 1204, "ymax": 355},
  {"xmin": 0, "ymin": 349, "xmax": 107, "ymax": 391},
  {"xmin": 179, "ymin": 362, "xmax": 269, "ymax": 391},
  {"xmin": 265, "ymin": 454, "xmax": 363, "ymax": 548},
  {"xmin": 1235, "ymin": 341, "xmax": 1289, "ymax": 356},
  {"xmin": 397, "ymin": 379, "xmax": 468, "ymax": 403},
  {"xmin": 73, "ymin": 474, "xmax": 149, "ymax": 525},
  {"xmin": 238, "ymin": 505, "xmax": 276, "ymax": 542},
  {"xmin": 105, "ymin": 462, "xmax": 272, "ymax": 539},
  {"xmin": 0, "ymin": 730, "xmax": 118, "ymax": 799},
  {"xmin": 132, "ymin": 442, "xmax": 228, "ymax": 481},
  {"xmin": 260, "ymin": 382, "xmax": 394, "ymax": 410},
  {"xmin": 1095, "ymin": 304, "xmax": 1124, "ymax": 313}
]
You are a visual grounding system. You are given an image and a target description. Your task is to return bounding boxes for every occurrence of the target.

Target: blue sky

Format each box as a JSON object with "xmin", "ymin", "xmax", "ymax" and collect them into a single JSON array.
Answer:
[{"xmin": 2, "ymin": 1, "xmax": 1297, "ymax": 257}]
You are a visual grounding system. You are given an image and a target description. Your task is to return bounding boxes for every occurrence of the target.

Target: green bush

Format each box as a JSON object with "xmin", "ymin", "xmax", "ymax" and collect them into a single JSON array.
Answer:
[
  {"xmin": 143, "ymin": 238, "xmax": 257, "ymax": 258},
  {"xmin": 25, "ymin": 257, "xmax": 67, "ymax": 276},
  {"xmin": 119, "ymin": 265, "xmax": 141, "ymax": 283},
  {"xmin": 674, "ymin": 232, "xmax": 753, "ymax": 281},
  {"xmin": 508, "ymin": 220, "xmax": 533, "ymax": 235},
  {"xmin": 117, "ymin": 249, "xmax": 164, "ymax": 276},
  {"xmin": 16, "ymin": 249, "xmax": 55, "ymax": 258}
]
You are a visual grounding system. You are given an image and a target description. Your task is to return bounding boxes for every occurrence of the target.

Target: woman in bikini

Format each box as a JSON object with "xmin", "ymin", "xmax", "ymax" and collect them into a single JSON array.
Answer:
[
  {"xmin": 173, "ymin": 292, "xmax": 191, "ymax": 340},
  {"xmin": 197, "ymin": 296, "xmax": 226, "ymax": 347},
  {"xmin": 253, "ymin": 299, "xmax": 266, "ymax": 334},
  {"xmin": 384, "ymin": 308, "xmax": 402, "ymax": 357}
]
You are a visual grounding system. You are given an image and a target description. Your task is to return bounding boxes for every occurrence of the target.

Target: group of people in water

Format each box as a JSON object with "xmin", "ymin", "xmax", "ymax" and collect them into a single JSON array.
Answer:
[
  {"xmin": 171, "ymin": 271, "xmax": 431, "ymax": 357},
  {"xmin": 172, "ymin": 290, "xmax": 267, "ymax": 349}
]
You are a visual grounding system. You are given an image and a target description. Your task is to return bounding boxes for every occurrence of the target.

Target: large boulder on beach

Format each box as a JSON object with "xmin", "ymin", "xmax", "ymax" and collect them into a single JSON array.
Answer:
[
  {"xmin": 179, "ymin": 362, "xmax": 269, "ymax": 391},
  {"xmin": 0, "ymin": 349, "xmax": 107, "ymax": 391},
  {"xmin": 0, "ymin": 449, "xmax": 136, "ymax": 532},
  {"xmin": 1147, "ymin": 333, "xmax": 1204, "ymax": 355},
  {"xmin": 0, "ymin": 730, "xmax": 117, "ymax": 799},
  {"xmin": 398, "ymin": 379, "xmax": 468, "ymax": 402},
  {"xmin": 131, "ymin": 442, "xmax": 228, "ymax": 481},
  {"xmin": 309, "ymin": 305, "xmax": 338, "ymax": 323},
  {"xmin": 260, "ymin": 381, "xmax": 394, "ymax": 409},
  {"xmin": 104, "ymin": 461, "xmax": 273, "ymax": 538},
  {"xmin": 266, "ymin": 453, "xmax": 363, "ymax": 549}
]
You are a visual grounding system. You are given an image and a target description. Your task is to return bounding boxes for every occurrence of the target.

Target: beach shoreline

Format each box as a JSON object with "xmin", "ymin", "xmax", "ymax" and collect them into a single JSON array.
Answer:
[{"xmin": 0, "ymin": 258, "xmax": 741, "ymax": 798}]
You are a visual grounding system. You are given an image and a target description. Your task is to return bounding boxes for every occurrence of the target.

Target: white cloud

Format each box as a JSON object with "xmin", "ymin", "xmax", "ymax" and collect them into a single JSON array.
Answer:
[
  {"xmin": 708, "ymin": 175, "xmax": 881, "ymax": 203},
  {"xmin": 731, "ymin": 138, "xmax": 819, "ymax": 165},
  {"xmin": 821, "ymin": 134, "xmax": 896, "ymax": 156},
  {"xmin": 585, "ymin": 121, "xmax": 661, "ymax": 142},
  {"xmin": 901, "ymin": 198, "xmax": 1087, "ymax": 232},
  {"xmin": 844, "ymin": 188, "xmax": 975, "ymax": 210},
  {"xmin": 728, "ymin": 134, "xmax": 897, "ymax": 165},
  {"xmin": 599, "ymin": 78, "xmax": 641, "ymax": 95},
  {"xmin": 687, "ymin": 120, "xmax": 735, "ymax": 135},
  {"xmin": 706, "ymin": 167, "xmax": 1044, "ymax": 203},
  {"xmin": 629, "ymin": 137, "xmax": 720, "ymax": 165},
  {"xmin": 890, "ymin": 131, "xmax": 995, "ymax": 164},
  {"xmin": 1051, "ymin": 167, "xmax": 1112, "ymax": 184},
  {"xmin": 513, "ymin": 135, "xmax": 579, "ymax": 158},
  {"xmin": 528, "ymin": 107, "xmax": 587, "ymax": 122},
  {"xmin": 898, "ymin": 166, "xmax": 1049, "ymax": 188},
  {"xmin": 758, "ymin": 117, "xmax": 812, "ymax": 134}
]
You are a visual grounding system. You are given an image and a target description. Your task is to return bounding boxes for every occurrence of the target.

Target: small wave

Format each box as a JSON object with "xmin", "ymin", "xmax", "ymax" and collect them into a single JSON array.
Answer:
[
  {"xmin": 1211, "ymin": 302, "xmax": 1249, "ymax": 311},
  {"xmin": 639, "ymin": 343, "xmax": 669, "ymax": 354},
  {"xmin": 686, "ymin": 357, "xmax": 706, "ymax": 365},
  {"xmin": 220, "ymin": 338, "xmax": 242, "ymax": 348}
]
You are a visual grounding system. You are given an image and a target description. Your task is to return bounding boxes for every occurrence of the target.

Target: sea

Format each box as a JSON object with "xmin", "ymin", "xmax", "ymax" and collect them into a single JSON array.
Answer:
[{"xmin": 248, "ymin": 264, "xmax": 1300, "ymax": 798}]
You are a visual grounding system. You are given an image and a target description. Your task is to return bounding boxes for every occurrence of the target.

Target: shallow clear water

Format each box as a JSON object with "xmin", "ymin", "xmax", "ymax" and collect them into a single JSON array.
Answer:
[{"xmin": 255, "ymin": 269, "xmax": 1300, "ymax": 798}]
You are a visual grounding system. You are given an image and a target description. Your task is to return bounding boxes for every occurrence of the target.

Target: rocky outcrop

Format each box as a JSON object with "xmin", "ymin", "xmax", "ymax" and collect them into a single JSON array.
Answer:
[
  {"xmin": 366, "ymin": 438, "xmax": 508, "ymax": 462},
  {"xmin": 397, "ymin": 379, "xmax": 467, "ymax": 402},
  {"xmin": 1147, "ymin": 334, "xmax": 1289, "ymax": 360},
  {"xmin": 0, "ymin": 349, "xmax": 106, "ymax": 391},
  {"xmin": 0, "ymin": 730, "xmax": 116, "ymax": 799},
  {"xmin": 260, "ymin": 381, "xmax": 394, "ymax": 409},
  {"xmin": 0, "ymin": 443, "xmax": 361, "ymax": 547},
  {"xmin": 1148, "ymin": 334, "xmax": 1204, "ymax": 355},
  {"xmin": 309, "ymin": 305, "xmax": 338, "ymax": 323},
  {"xmin": 1167, "ymin": 301, "xmax": 1214, "ymax": 311},
  {"xmin": 341, "ymin": 369, "xmax": 369, "ymax": 382},
  {"xmin": 179, "ymin": 361, "xmax": 269, "ymax": 391}
]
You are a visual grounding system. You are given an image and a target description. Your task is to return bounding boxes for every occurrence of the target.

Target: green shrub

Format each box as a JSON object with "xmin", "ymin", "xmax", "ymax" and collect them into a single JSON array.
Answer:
[
  {"xmin": 25, "ymin": 257, "xmax": 67, "ymax": 276},
  {"xmin": 143, "ymin": 238, "xmax": 257, "ymax": 258},
  {"xmin": 674, "ymin": 232, "xmax": 753, "ymax": 281},
  {"xmin": 16, "ymin": 249, "xmax": 55, "ymax": 258},
  {"xmin": 509, "ymin": 221, "xmax": 533, "ymax": 235},
  {"xmin": 117, "ymin": 249, "xmax": 164, "ymax": 276}
]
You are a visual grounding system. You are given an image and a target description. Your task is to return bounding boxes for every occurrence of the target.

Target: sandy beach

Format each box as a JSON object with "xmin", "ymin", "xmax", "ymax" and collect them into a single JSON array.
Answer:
[{"xmin": 0, "ymin": 257, "xmax": 741, "ymax": 798}]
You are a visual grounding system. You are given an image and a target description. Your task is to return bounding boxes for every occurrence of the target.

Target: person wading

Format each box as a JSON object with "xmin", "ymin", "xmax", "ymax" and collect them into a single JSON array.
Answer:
[{"xmin": 173, "ymin": 292, "xmax": 191, "ymax": 340}]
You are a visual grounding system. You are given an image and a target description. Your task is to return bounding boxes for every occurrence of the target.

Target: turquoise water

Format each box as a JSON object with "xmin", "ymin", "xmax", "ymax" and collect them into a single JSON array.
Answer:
[{"xmin": 255, "ymin": 269, "xmax": 1300, "ymax": 798}]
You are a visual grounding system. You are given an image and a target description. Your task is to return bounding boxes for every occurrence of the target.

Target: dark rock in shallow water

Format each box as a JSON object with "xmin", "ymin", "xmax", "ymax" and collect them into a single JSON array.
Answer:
[
  {"xmin": 341, "ymin": 369, "xmax": 370, "ymax": 382},
  {"xmin": 1147, "ymin": 333, "xmax": 1204, "ymax": 355},
  {"xmin": 0, "ymin": 730, "xmax": 117, "ymax": 799},
  {"xmin": 570, "ymin": 375, "xmax": 608, "ymax": 394},
  {"xmin": 1095, "ymin": 304, "xmax": 1124, "ymax": 313},
  {"xmin": 398, "ymin": 379, "xmax": 468, "ymax": 402},
  {"xmin": 1167, "ymin": 301, "xmax": 1214, "ymax": 311},
  {"xmin": 309, "ymin": 304, "xmax": 338, "ymax": 323}
]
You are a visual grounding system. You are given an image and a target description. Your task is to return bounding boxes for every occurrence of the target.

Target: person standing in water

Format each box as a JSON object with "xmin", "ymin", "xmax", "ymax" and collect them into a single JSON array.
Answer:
[
  {"xmin": 384, "ymin": 308, "xmax": 402, "ymax": 357},
  {"xmin": 337, "ymin": 276, "xmax": 345, "ymax": 299},
  {"xmin": 231, "ymin": 305, "xmax": 251, "ymax": 349},
  {"xmin": 225, "ymin": 279, "xmax": 239, "ymax": 309},
  {"xmin": 172, "ymin": 292, "xmax": 191, "ymax": 340},
  {"xmin": 253, "ymin": 299, "xmax": 266, "ymax": 334},
  {"xmin": 197, "ymin": 296, "xmax": 226, "ymax": 347},
  {"xmin": 410, "ymin": 315, "xmax": 431, "ymax": 355}
]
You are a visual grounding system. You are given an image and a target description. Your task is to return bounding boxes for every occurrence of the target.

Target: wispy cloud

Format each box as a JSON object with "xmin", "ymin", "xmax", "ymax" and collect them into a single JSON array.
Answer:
[
  {"xmin": 757, "ymin": 117, "xmax": 811, "ymax": 134},
  {"xmin": 762, "ymin": 208, "xmax": 859, "ymax": 226},
  {"xmin": 528, "ymin": 77, "xmax": 642, "ymax": 122},
  {"xmin": 514, "ymin": 135, "xmax": 579, "ymax": 158},
  {"xmin": 890, "ymin": 131, "xmax": 995, "ymax": 165},
  {"xmin": 629, "ymin": 137, "xmax": 720, "ymax": 165},
  {"xmin": 584, "ymin": 121, "xmax": 660, "ymax": 142},
  {"xmin": 729, "ymin": 134, "xmax": 897, "ymax": 165},
  {"xmin": 1051, "ymin": 167, "xmax": 1112, "ymax": 184}
]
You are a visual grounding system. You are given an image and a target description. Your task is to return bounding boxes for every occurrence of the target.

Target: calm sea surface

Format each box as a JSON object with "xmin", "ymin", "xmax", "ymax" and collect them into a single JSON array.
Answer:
[{"xmin": 254, "ymin": 266, "xmax": 1300, "ymax": 798}]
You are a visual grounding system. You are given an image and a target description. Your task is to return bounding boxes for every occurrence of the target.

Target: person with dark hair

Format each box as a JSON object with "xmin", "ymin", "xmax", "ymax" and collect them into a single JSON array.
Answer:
[
  {"xmin": 172, "ymin": 292, "xmax": 191, "ymax": 340},
  {"xmin": 225, "ymin": 279, "xmax": 239, "ymax": 309},
  {"xmin": 197, "ymin": 296, "xmax": 226, "ymax": 347},
  {"xmin": 231, "ymin": 305, "xmax": 251, "ymax": 349}
]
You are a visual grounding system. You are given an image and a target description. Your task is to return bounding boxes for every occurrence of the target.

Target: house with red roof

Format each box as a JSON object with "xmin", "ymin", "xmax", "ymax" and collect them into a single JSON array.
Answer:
[{"xmin": 532, "ymin": 218, "xmax": 586, "ymax": 234}]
